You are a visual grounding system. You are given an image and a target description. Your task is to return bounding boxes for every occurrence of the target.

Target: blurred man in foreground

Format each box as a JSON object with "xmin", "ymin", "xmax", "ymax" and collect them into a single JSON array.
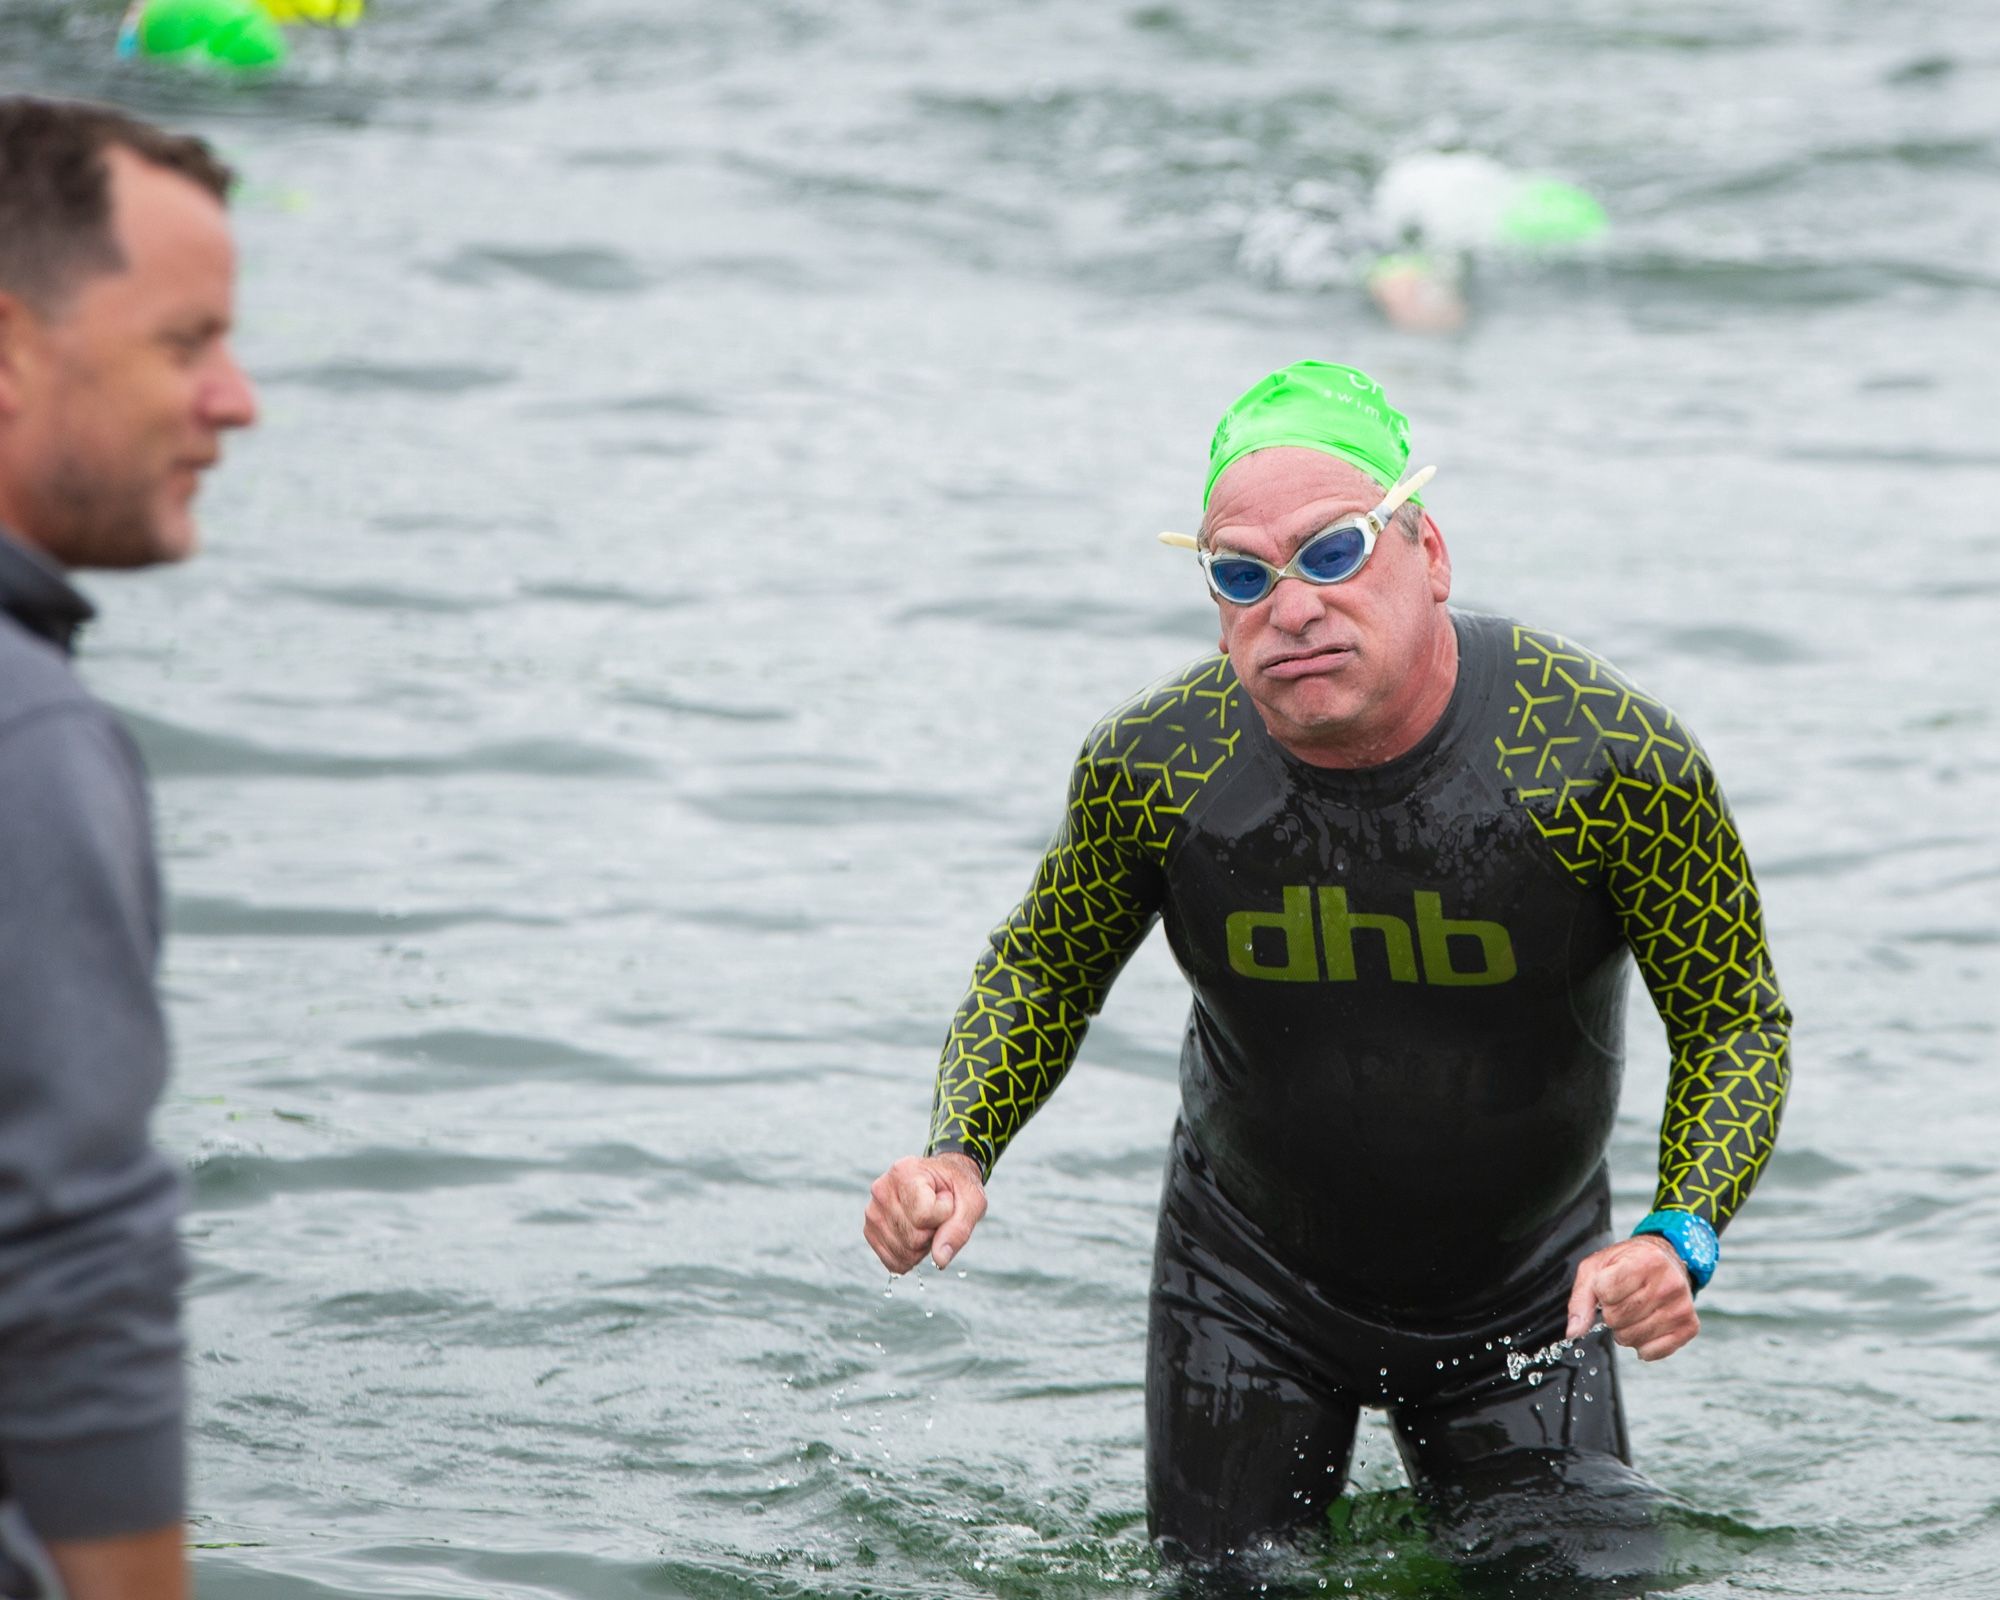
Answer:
[
  {"xmin": 865, "ymin": 362, "xmax": 1789, "ymax": 1575},
  {"xmin": 0, "ymin": 96, "xmax": 256, "ymax": 1599}
]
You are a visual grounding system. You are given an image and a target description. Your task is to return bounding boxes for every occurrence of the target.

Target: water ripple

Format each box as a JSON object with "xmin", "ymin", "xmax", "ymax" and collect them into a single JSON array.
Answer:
[
  {"xmin": 124, "ymin": 711, "xmax": 656, "ymax": 781},
  {"xmin": 172, "ymin": 896, "xmax": 558, "ymax": 939},
  {"xmin": 258, "ymin": 360, "xmax": 515, "ymax": 395},
  {"xmin": 431, "ymin": 244, "xmax": 657, "ymax": 296},
  {"xmin": 351, "ymin": 1029, "xmax": 660, "ymax": 1089}
]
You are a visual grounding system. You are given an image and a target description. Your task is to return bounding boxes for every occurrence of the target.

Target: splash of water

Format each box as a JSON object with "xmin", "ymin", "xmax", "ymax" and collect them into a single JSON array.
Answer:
[{"xmin": 1503, "ymin": 1321, "xmax": 1605, "ymax": 1382}]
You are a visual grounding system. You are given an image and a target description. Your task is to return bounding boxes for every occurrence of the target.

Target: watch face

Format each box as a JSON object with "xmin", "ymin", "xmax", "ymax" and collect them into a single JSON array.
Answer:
[{"xmin": 1639, "ymin": 1212, "xmax": 1718, "ymax": 1288}]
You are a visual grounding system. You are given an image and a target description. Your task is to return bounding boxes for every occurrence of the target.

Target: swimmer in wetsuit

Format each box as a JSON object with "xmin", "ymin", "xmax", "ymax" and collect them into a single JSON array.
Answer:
[{"xmin": 862, "ymin": 362, "xmax": 1791, "ymax": 1567}]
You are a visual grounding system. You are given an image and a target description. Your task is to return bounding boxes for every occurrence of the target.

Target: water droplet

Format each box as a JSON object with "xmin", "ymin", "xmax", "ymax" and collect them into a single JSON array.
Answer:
[
  {"xmin": 1435, "ymin": 1360, "xmax": 1444, "ymax": 1370},
  {"xmin": 1527, "ymin": 1371, "xmax": 1543, "ymax": 1387}
]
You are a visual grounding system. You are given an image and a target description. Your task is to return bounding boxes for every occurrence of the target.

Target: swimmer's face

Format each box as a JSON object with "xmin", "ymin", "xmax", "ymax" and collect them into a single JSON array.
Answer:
[
  {"xmin": 1205, "ymin": 447, "xmax": 1454, "ymax": 765},
  {"xmin": 0, "ymin": 148, "xmax": 257, "ymax": 569}
]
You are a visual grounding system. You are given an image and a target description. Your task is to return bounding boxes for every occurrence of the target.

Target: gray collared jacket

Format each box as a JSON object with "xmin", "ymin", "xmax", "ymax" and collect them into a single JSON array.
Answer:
[{"xmin": 0, "ymin": 527, "xmax": 184, "ymax": 1544}]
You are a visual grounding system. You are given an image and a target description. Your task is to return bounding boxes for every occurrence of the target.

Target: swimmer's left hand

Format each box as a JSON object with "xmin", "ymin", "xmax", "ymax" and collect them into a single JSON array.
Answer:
[{"xmin": 1565, "ymin": 1235, "xmax": 1699, "ymax": 1361}]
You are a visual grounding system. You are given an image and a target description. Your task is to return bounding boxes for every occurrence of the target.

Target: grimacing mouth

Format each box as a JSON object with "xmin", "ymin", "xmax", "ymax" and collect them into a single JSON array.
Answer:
[{"xmin": 1256, "ymin": 640, "xmax": 1359, "ymax": 675}]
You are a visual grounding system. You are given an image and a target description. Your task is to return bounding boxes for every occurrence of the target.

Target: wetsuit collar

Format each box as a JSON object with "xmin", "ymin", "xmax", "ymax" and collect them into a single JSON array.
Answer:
[{"xmin": 0, "ymin": 524, "xmax": 95, "ymax": 655}]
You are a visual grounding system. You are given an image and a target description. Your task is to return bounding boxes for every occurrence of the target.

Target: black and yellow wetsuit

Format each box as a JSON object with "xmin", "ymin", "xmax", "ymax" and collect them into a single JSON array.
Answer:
[{"xmin": 925, "ymin": 611, "xmax": 1791, "ymax": 1559}]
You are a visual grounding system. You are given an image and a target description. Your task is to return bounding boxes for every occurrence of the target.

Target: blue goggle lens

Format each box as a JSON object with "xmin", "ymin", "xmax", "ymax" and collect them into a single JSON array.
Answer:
[
  {"xmin": 1295, "ymin": 524, "xmax": 1368, "ymax": 582},
  {"xmin": 1208, "ymin": 559, "xmax": 1276, "ymax": 604}
]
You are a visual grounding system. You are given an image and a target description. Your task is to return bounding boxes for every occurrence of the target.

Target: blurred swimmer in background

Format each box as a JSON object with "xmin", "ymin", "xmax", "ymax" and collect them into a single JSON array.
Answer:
[{"xmin": 1239, "ymin": 149, "xmax": 1608, "ymax": 334}]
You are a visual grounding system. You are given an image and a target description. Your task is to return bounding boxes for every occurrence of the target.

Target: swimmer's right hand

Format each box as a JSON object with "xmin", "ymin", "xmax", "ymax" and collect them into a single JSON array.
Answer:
[{"xmin": 864, "ymin": 1153, "xmax": 987, "ymax": 1273}]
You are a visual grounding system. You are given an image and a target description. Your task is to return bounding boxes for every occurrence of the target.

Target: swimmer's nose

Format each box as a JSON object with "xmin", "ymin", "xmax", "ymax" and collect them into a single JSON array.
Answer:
[
  {"xmin": 1267, "ymin": 574, "xmax": 1324, "ymax": 633},
  {"xmin": 201, "ymin": 343, "xmax": 259, "ymax": 431}
]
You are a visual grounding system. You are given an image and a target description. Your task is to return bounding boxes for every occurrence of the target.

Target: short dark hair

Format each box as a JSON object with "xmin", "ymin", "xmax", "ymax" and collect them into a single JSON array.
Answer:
[{"xmin": 0, "ymin": 96, "xmax": 233, "ymax": 314}]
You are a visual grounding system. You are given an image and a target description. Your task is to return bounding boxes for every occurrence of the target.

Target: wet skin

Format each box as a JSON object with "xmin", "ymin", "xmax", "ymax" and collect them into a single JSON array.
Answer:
[{"xmin": 1202, "ymin": 446, "xmax": 1456, "ymax": 770}]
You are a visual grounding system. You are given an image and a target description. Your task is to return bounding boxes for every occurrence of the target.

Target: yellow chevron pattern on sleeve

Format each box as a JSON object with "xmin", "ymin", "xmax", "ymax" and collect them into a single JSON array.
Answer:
[
  {"xmin": 927, "ymin": 656, "xmax": 1244, "ymax": 1175},
  {"xmin": 1494, "ymin": 625, "xmax": 1792, "ymax": 1231}
]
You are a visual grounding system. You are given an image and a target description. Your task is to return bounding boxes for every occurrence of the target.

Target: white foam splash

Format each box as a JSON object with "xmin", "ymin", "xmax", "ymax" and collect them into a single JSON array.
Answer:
[{"xmin": 1504, "ymin": 1321, "xmax": 1606, "ymax": 1382}]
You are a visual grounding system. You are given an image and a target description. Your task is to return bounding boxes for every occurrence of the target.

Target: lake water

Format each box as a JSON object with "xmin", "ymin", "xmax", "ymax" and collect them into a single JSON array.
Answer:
[{"xmin": 4, "ymin": 1, "xmax": 1998, "ymax": 1594}]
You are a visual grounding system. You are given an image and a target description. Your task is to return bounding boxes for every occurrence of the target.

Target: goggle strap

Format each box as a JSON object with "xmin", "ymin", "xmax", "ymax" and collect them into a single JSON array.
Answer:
[
  {"xmin": 1375, "ymin": 464, "xmax": 1437, "ymax": 520},
  {"xmin": 1157, "ymin": 531, "xmax": 1199, "ymax": 549}
]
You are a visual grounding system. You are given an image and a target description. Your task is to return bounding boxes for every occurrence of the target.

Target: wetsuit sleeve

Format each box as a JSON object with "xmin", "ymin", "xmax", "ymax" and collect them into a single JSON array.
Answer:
[
  {"xmin": 1592, "ymin": 737, "xmax": 1792, "ymax": 1233},
  {"xmin": 926, "ymin": 737, "xmax": 1167, "ymax": 1177}
]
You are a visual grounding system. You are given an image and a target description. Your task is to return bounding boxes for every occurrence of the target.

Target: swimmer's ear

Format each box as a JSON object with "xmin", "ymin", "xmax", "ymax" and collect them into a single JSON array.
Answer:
[
  {"xmin": 0, "ymin": 293, "xmax": 25, "ymax": 418},
  {"xmin": 1420, "ymin": 511, "xmax": 1452, "ymax": 601}
]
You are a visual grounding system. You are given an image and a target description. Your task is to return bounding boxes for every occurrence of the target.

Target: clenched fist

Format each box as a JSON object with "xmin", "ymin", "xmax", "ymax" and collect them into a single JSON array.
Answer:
[
  {"xmin": 1567, "ymin": 1234, "xmax": 1700, "ymax": 1361},
  {"xmin": 863, "ymin": 1153, "xmax": 987, "ymax": 1273}
]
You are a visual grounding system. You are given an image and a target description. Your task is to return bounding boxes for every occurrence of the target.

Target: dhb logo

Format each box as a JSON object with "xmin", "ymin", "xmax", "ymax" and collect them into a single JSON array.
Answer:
[{"xmin": 1225, "ymin": 887, "xmax": 1517, "ymax": 987}]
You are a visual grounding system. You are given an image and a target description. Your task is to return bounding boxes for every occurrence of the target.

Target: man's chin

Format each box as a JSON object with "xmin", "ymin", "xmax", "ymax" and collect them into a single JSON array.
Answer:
[
  {"xmin": 153, "ymin": 518, "xmax": 200, "ymax": 564},
  {"xmin": 1254, "ymin": 675, "xmax": 1365, "ymax": 729},
  {"xmin": 1245, "ymin": 677, "xmax": 1387, "ymax": 759},
  {"xmin": 135, "ymin": 504, "xmax": 200, "ymax": 567}
]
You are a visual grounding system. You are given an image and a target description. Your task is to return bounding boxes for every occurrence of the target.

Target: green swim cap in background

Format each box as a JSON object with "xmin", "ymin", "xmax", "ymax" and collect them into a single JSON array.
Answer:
[
  {"xmin": 1497, "ymin": 178, "xmax": 1608, "ymax": 249},
  {"xmin": 1204, "ymin": 361, "xmax": 1419, "ymax": 508}
]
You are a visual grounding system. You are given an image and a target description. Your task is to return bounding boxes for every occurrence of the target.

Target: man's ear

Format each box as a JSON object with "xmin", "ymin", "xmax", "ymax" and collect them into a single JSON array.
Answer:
[
  {"xmin": 1420, "ymin": 510, "xmax": 1452, "ymax": 602},
  {"xmin": 0, "ymin": 293, "xmax": 36, "ymax": 421}
]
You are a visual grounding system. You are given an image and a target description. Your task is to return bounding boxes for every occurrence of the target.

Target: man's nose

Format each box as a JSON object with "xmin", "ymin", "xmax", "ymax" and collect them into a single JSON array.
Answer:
[
  {"xmin": 1266, "ymin": 576, "xmax": 1323, "ymax": 634},
  {"xmin": 200, "ymin": 344, "xmax": 259, "ymax": 430}
]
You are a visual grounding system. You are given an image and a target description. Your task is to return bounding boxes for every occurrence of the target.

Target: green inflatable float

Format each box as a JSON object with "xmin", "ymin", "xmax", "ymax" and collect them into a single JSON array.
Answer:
[{"xmin": 117, "ymin": 0, "xmax": 366, "ymax": 71}]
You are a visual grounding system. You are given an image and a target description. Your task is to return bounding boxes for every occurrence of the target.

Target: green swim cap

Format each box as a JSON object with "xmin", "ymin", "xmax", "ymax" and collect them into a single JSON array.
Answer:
[
  {"xmin": 1496, "ymin": 178, "xmax": 1608, "ymax": 249},
  {"xmin": 123, "ymin": 0, "xmax": 288, "ymax": 70},
  {"xmin": 1204, "ymin": 361, "xmax": 1419, "ymax": 509}
]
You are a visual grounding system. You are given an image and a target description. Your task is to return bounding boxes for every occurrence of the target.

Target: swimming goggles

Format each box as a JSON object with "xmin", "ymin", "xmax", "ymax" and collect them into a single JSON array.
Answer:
[{"xmin": 1159, "ymin": 465, "xmax": 1436, "ymax": 606}]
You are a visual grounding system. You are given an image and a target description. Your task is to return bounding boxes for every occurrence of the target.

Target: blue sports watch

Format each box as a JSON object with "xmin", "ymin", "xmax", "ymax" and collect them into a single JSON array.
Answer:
[{"xmin": 1631, "ymin": 1210, "xmax": 1719, "ymax": 1293}]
